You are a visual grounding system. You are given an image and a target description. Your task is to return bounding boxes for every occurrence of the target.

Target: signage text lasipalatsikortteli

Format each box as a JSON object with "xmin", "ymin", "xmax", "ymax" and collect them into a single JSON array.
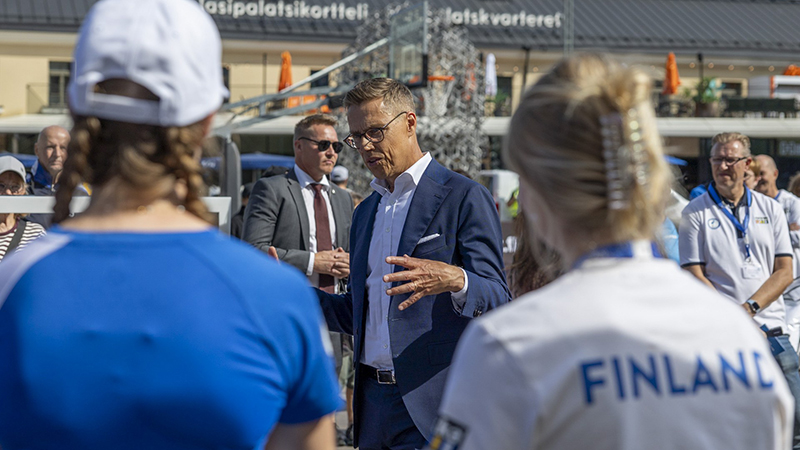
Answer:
[
  {"xmin": 199, "ymin": 0, "xmax": 370, "ymax": 20},
  {"xmin": 198, "ymin": 0, "xmax": 562, "ymax": 30}
]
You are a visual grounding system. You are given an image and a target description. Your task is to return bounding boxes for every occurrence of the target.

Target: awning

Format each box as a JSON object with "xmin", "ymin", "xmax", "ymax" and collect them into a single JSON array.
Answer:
[
  {"xmin": 0, "ymin": 114, "xmax": 71, "ymax": 134},
  {"xmin": 0, "ymin": 113, "xmax": 302, "ymax": 136},
  {"xmin": 3, "ymin": 113, "xmax": 800, "ymax": 139},
  {"xmin": 201, "ymin": 153, "xmax": 294, "ymax": 171},
  {"xmin": 485, "ymin": 117, "xmax": 800, "ymax": 139}
]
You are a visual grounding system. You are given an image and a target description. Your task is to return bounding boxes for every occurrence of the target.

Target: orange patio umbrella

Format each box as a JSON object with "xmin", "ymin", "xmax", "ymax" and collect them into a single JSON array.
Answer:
[
  {"xmin": 662, "ymin": 52, "xmax": 681, "ymax": 95},
  {"xmin": 279, "ymin": 51, "xmax": 292, "ymax": 91}
]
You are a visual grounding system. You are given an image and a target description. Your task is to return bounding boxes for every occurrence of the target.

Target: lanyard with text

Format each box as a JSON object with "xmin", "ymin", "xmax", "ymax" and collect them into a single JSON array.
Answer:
[
  {"xmin": 573, "ymin": 241, "xmax": 662, "ymax": 270},
  {"xmin": 708, "ymin": 184, "xmax": 752, "ymax": 260}
]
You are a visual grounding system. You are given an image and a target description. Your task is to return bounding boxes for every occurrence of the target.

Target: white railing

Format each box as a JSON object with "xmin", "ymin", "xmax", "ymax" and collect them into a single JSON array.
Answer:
[{"xmin": 0, "ymin": 196, "xmax": 232, "ymax": 234}]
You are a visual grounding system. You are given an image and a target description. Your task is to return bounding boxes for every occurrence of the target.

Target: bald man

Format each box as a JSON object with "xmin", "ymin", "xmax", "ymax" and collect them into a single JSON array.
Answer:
[
  {"xmin": 30, "ymin": 125, "xmax": 69, "ymax": 194},
  {"xmin": 755, "ymin": 154, "xmax": 800, "ymax": 351},
  {"xmin": 28, "ymin": 126, "xmax": 86, "ymax": 227}
]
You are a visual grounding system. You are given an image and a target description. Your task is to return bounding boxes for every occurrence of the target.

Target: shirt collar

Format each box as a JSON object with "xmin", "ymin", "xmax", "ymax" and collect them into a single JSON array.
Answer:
[
  {"xmin": 294, "ymin": 165, "xmax": 330, "ymax": 191},
  {"xmin": 710, "ymin": 182, "xmax": 746, "ymax": 208},
  {"xmin": 31, "ymin": 160, "xmax": 54, "ymax": 189},
  {"xmin": 370, "ymin": 152, "xmax": 432, "ymax": 198}
]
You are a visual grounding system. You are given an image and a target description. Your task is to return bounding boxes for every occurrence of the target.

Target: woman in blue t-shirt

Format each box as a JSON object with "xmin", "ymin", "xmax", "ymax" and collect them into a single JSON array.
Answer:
[{"xmin": 0, "ymin": 1, "xmax": 340, "ymax": 449}]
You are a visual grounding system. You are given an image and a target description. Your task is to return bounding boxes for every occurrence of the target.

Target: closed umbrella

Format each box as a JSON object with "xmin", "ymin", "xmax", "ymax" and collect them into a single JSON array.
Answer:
[
  {"xmin": 279, "ymin": 51, "xmax": 292, "ymax": 91},
  {"xmin": 662, "ymin": 52, "xmax": 681, "ymax": 95},
  {"xmin": 485, "ymin": 53, "xmax": 497, "ymax": 97}
]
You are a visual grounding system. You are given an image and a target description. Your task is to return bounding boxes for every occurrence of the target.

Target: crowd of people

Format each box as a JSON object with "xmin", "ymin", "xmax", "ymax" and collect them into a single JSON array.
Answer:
[{"xmin": 0, "ymin": 0, "xmax": 799, "ymax": 449}]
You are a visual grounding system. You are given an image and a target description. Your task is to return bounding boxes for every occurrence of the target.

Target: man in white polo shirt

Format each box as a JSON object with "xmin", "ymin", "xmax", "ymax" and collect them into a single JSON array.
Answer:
[
  {"xmin": 755, "ymin": 154, "xmax": 800, "ymax": 351},
  {"xmin": 680, "ymin": 132, "xmax": 800, "ymax": 448}
]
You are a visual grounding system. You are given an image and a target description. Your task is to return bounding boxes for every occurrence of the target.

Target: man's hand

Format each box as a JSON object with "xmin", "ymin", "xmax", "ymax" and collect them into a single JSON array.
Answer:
[
  {"xmin": 268, "ymin": 246, "xmax": 279, "ymax": 261},
  {"xmin": 383, "ymin": 255, "xmax": 465, "ymax": 311},
  {"xmin": 790, "ymin": 223, "xmax": 800, "ymax": 231},
  {"xmin": 314, "ymin": 248, "xmax": 350, "ymax": 277},
  {"xmin": 742, "ymin": 303, "xmax": 756, "ymax": 318}
]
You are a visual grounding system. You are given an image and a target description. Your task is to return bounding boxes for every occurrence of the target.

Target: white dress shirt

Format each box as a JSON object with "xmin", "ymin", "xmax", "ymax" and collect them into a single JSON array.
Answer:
[
  {"xmin": 362, "ymin": 153, "xmax": 467, "ymax": 370},
  {"xmin": 294, "ymin": 166, "xmax": 337, "ymax": 288}
]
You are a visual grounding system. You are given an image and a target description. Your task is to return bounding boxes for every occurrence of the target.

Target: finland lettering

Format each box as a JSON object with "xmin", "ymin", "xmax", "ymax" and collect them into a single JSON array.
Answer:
[{"xmin": 581, "ymin": 351, "xmax": 775, "ymax": 404}]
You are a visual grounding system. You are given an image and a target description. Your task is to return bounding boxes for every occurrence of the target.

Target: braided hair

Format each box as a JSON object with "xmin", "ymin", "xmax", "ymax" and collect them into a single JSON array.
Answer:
[{"xmin": 53, "ymin": 80, "xmax": 210, "ymax": 224}]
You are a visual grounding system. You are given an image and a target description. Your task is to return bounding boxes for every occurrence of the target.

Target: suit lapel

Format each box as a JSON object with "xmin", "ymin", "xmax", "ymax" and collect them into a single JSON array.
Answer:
[
  {"xmin": 286, "ymin": 170, "xmax": 310, "ymax": 249},
  {"xmin": 396, "ymin": 159, "xmax": 451, "ymax": 259},
  {"xmin": 353, "ymin": 191, "xmax": 380, "ymax": 350},
  {"xmin": 353, "ymin": 192, "xmax": 379, "ymax": 289}
]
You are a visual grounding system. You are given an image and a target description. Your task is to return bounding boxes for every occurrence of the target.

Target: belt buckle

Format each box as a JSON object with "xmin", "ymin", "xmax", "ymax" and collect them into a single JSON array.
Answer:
[
  {"xmin": 376, "ymin": 370, "xmax": 396, "ymax": 385},
  {"xmin": 768, "ymin": 327, "xmax": 784, "ymax": 337}
]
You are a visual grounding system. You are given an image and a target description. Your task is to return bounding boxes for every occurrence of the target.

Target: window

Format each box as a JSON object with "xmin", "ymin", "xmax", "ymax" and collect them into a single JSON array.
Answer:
[
  {"xmin": 48, "ymin": 61, "xmax": 70, "ymax": 108},
  {"xmin": 493, "ymin": 76, "xmax": 513, "ymax": 117},
  {"xmin": 222, "ymin": 65, "xmax": 230, "ymax": 103},
  {"xmin": 310, "ymin": 69, "xmax": 329, "ymax": 88},
  {"xmin": 720, "ymin": 81, "xmax": 743, "ymax": 99}
]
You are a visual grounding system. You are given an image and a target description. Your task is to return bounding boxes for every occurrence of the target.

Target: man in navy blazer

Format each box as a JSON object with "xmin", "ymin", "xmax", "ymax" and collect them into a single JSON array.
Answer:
[{"xmin": 317, "ymin": 78, "xmax": 511, "ymax": 450}]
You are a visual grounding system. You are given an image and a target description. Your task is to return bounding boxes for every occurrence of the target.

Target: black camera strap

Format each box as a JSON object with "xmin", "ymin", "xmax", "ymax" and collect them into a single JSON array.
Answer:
[{"xmin": 5, "ymin": 220, "xmax": 27, "ymax": 256}]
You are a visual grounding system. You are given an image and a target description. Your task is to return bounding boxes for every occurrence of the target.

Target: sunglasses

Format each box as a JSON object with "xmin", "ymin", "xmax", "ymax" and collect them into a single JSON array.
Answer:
[{"xmin": 298, "ymin": 137, "xmax": 344, "ymax": 154}]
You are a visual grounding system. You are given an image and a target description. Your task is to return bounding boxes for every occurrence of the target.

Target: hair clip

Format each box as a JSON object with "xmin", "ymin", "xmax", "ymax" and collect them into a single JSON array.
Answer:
[{"xmin": 599, "ymin": 109, "xmax": 648, "ymax": 211}]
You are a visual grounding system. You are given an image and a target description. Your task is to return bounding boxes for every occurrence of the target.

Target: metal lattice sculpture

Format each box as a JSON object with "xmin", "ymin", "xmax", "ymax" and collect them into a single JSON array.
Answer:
[{"xmin": 332, "ymin": 3, "xmax": 487, "ymax": 196}]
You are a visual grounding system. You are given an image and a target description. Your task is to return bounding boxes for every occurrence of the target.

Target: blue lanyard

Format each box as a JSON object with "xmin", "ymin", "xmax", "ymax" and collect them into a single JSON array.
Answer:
[
  {"xmin": 708, "ymin": 184, "xmax": 752, "ymax": 259},
  {"xmin": 775, "ymin": 191, "xmax": 781, "ymax": 201},
  {"xmin": 573, "ymin": 241, "xmax": 662, "ymax": 269}
]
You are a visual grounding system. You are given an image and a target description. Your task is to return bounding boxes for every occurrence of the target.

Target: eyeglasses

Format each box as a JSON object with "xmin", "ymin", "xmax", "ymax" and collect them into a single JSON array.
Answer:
[
  {"xmin": 344, "ymin": 111, "xmax": 409, "ymax": 149},
  {"xmin": 298, "ymin": 137, "xmax": 344, "ymax": 154},
  {"xmin": 710, "ymin": 156, "xmax": 748, "ymax": 167},
  {"xmin": 0, "ymin": 183, "xmax": 24, "ymax": 194}
]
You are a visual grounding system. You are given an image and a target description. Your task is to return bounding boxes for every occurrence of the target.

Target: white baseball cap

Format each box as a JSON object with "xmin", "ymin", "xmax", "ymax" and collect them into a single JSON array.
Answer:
[
  {"xmin": 0, "ymin": 156, "xmax": 26, "ymax": 182},
  {"xmin": 331, "ymin": 166, "xmax": 349, "ymax": 183},
  {"xmin": 68, "ymin": 0, "xmax": 229, "ymax": 127}
]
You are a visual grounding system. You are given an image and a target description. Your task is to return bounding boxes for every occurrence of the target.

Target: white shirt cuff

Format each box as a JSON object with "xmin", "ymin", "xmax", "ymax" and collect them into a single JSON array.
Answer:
[
  {"xmin": 306, "ymin": 252, "xmax": 315, "ymax": 276},
  {"xmin": 451, "ymin": 268, "xmax": 469, "ymax": 311}
]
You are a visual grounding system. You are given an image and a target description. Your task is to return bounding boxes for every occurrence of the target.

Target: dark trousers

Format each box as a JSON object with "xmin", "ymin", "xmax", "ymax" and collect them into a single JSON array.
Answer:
[
  {"xmin": 358, "ymin": 373, "xmax": 427, "ymax": 450},
  {"xmin": 773, "ymin": 335, "xmax": 800, "ymax": 449}
]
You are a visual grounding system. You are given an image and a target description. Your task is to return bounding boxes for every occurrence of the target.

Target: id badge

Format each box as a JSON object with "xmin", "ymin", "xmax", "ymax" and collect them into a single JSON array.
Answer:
[{"xmin": 742, "ymin": 261, "xmax": 762, "ymax": 279}]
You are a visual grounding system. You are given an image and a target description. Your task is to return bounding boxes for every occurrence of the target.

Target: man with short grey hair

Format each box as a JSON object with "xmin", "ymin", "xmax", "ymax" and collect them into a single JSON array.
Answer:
[
  {"xmin": 680, "ymin": 131, "xmax": 800, "ymax": 448},
  {"xmin": 317, "ymin": 77, "xmax": 510, "ymax": 450},
  {"xmin": 30, "ymin": 125, "xmax": 69, "ymax": 195},
  {"xmin": 27, "ymin": 125, "xmax": 86, "ymax": 226}
]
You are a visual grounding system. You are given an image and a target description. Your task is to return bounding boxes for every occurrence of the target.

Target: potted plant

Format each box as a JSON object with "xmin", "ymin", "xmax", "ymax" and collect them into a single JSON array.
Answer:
[
  {"xmin": 486, "ymin": 91, "xmax": 511, "ymax": 117},
  {"xmin": 685, "ymin": 77, "xmax": 721, "ymax": 117}
]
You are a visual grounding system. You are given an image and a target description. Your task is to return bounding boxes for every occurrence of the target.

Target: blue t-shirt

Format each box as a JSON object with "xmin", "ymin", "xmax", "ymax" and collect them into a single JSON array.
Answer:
[
  {"xmin": 690, "ymin": 184, "xmax": 708, "ymax": 200},
  {"xmin": 0, "ymin": 228, "xmax": 340, "ymax": 450}
]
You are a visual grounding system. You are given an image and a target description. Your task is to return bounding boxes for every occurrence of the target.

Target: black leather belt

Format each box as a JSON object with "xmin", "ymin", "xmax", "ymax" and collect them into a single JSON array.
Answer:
[{"xmin": 360, "ymin": 364, "xmax": 396, "ymax": 385}]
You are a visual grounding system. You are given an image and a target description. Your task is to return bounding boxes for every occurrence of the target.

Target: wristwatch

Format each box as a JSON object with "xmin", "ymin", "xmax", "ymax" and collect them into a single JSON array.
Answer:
[{"xmin": 745, "ymin": 299, "xmax": 761, "ymax": 315}]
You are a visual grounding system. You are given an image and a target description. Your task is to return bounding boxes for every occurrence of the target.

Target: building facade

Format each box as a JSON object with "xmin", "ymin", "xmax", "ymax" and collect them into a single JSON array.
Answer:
[{"xmin": 1, "ymin": 0, "xmax": 799, "ymax": 185}]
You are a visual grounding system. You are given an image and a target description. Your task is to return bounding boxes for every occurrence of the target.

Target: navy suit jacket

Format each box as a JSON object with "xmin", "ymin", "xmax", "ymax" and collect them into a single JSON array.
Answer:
[{"xmin": 318, "ymin": 159, "xmax": 510, "ymax": 442}]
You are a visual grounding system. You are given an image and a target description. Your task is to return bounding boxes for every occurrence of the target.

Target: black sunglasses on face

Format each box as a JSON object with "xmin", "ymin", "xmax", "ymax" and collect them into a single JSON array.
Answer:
[{"xmin": 298, "ymin": 137, "xmax": 344, "ymax": 154}]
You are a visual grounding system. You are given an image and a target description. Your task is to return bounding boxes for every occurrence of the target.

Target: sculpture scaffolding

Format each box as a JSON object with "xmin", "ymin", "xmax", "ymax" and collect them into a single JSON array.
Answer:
[{"xmin": 333, "ymin": 3, "xmax": 487, "ymax": 196}]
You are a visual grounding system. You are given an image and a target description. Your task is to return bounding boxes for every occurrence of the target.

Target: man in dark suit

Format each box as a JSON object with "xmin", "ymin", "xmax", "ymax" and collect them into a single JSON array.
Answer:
[
  {"xmin": 317, "ymin": 78, "xmax": 511, "ymax": 450},
  {"xmin": 243, "ymin": 117, "xmax": 354, "ymax": 441},
  {"xmin": 243, "ymin": 114, "xmax": 353, "ymax": 285}
]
